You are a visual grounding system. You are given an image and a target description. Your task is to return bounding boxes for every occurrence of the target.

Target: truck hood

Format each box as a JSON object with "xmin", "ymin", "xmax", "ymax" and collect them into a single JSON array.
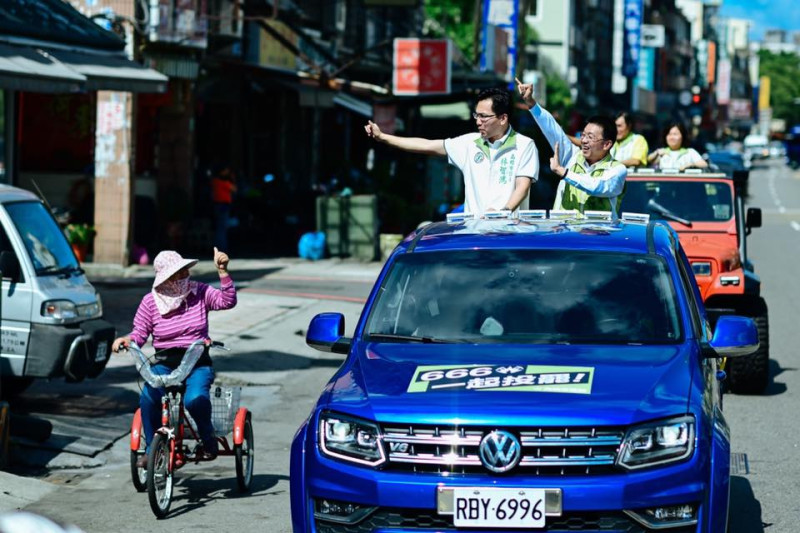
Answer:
[
  {"xmin": 672, "ymin": 228, "xmax": 740, "ymax": 269},
  {"xmin": 35, "ymin": 274, "xmax": 99, "ymax": 304},
  {"xmin": 324, "ymin": 343, "xmax": 694, "ymax": 427}
]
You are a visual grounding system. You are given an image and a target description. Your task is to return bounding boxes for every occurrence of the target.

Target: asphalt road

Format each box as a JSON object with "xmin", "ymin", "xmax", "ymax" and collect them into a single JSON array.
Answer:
[
  {"xmin": 724, "ymin": 158, "xmax": 800, "ymax": 532},
  {"xmin": 3, "ymin": 159, "xmax": 799, "ymax": 532}
]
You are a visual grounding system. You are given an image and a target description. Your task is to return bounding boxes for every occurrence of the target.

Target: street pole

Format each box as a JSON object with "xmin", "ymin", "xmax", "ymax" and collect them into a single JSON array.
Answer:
[{"xmin": 472, "ymin": 0, "xmax": 482, "ymax": 68}]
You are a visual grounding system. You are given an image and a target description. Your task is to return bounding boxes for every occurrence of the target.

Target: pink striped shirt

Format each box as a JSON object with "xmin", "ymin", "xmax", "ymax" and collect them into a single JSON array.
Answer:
[{"xmin": 130, "ymin": 276, "xmax": 237, "ymax": 349}]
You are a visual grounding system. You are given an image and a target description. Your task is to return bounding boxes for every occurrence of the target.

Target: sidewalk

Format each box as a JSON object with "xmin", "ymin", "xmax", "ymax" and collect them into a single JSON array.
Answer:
[{"xmin": 82, "ymin": 256, "xmax": 386, "ymax": 284}]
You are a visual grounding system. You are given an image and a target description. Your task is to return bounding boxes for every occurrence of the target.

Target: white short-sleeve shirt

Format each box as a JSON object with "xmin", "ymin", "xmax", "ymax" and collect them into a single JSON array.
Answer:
[
  {"xmin": 443, "ymin": 128, "xmax": 538, "ymax": 215},
  {"xmin": 657, "ymin": 147, "xmax": 704, "ymax": 169}
]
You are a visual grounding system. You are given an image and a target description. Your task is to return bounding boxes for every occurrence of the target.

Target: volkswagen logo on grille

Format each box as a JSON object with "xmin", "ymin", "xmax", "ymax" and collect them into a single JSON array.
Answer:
[{"xmin": 479, "ymin": 430, "xmax": 521, "ymax": 473}]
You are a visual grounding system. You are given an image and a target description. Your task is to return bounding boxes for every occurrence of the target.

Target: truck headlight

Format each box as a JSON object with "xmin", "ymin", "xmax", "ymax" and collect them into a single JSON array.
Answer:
[
  {"xmin": 617, "ymin": 416, "xmax": 694, "ymax": 470},
  {"xmin": 77, "ymin": 297, "xmax": 102, "ymax": 318},
  {"xmin": 41, "ymin": 300, "xmax": 78, "ymax": 320},
  {"xmin": 691, "ymin": 261, "xmax": 712, "ymax": 276},
  {"xmin": 319, "ymin": 413, "xmax": 386, "ymax": 467}
]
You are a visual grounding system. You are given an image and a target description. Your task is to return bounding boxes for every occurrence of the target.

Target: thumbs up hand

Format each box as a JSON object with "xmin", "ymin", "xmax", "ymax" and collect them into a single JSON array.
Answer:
[{"xmin": 214, "ymin": 247, "xmax": 229, "ymax": 274}]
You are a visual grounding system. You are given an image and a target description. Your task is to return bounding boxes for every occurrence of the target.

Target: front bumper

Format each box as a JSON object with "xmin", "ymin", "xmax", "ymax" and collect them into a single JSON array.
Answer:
[
  {"xmin": 292, "ymin": 427, "xmax": 710, "ymax": 533},
  {"xmin": 24, "ymin": 319, "xmax": 115, "ymax": 381}
]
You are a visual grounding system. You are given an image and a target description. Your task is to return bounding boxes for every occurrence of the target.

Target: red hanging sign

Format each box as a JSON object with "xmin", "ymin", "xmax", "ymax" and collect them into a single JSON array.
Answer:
[{"xmin": 393, "ymin": 38, "xmax": 451, "ymax": 95}]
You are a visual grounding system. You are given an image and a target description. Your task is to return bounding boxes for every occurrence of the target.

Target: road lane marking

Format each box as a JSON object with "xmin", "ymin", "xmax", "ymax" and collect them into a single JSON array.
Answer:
[
  {"xmin": 768, "ymin": 174, "xmax": 784, "ymax": 212},
  {"xmin": 791, "ymin": 221, "xmax": 800, "ymax": 232}
]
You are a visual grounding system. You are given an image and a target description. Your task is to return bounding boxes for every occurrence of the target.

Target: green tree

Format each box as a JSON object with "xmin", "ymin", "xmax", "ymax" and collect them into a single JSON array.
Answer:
[
  {"xmin": 758, "ymin": 50, "xmax": 800, "ymax": 126},
  {"xmin": 423, "ymin": 0, "xmax": 479, "ymax": 65}
]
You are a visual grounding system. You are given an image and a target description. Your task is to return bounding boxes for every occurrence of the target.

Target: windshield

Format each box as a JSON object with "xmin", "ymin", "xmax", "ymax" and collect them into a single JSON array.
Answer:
[
  {"xmin": 622, "ymin": 180, "xmax": 734, "ymax": 222},
  {"xmin": 5, "ymin": 201, "xmax": 80, "ymax": 275},
  {"xmin": 365, "ymin": 250, "xmax": 682, "ymax": 345}
]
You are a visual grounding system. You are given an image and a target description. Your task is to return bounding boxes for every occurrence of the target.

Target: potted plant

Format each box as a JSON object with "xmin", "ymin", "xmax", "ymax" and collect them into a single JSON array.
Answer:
[{"xmin": 65, "ymin": 223, "xmax": 95, "ymax": 262}]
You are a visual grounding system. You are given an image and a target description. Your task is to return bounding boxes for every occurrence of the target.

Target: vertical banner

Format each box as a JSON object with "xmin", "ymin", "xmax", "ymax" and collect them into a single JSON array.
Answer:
[
  {"xmin": 716, "ymin": 58, "xmax": 731, "ymax": 105},
  {"xmin": 758, "ymin": 76, "xmax": 770, "ymax": 110},
  {"xmin": 393, "ymin": 39, "xmax": 451, "ymax": 95},
  {"xmin": 612, "ymin": 0, "xmax": 627, "ymax": 93},
  {"xmin": 634, "ymin": 47, "xmax": 655, "ymax": 91},
  {"xmin": 622, "ymin": 0, "xmax": 643, "ymax": 78},
  {"xmin": 707, "ymin": 41, "xmax": 717, "ymax": 84},
  {"xmin": 481, "ymin": 0, "xmax": 518, "ymax": 86},
  {"xmin": 696, "ymin": 40, "xmax": 709, "ymax": 88}
]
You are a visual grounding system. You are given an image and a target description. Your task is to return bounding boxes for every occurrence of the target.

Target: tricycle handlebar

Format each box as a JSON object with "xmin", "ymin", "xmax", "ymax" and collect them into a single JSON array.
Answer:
[{"xmin": 127, "ymin": 340, "xmax": 207, "ymax": 388}]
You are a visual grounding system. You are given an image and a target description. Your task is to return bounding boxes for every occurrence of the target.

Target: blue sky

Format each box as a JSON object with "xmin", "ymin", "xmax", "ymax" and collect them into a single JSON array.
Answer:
[{"xmin": 720, "ymin": 0, "xmax": 800, "ymax": 41}]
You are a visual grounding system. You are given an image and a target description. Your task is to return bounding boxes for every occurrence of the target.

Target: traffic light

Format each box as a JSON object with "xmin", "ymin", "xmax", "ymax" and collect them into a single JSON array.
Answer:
[{"xmin": 692, "ymin": 94, "xmax": 701, "ymax": 104}]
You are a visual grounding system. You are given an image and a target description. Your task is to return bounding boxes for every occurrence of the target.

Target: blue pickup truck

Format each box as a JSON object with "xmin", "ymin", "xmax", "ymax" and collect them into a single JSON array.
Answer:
[{"xmin": 291, "ymin": 213, "xmax": 758, "ymax": 533}]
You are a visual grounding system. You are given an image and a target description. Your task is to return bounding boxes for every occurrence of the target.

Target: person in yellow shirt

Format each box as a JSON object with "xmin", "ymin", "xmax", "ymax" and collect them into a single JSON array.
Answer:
[{"xmin": 610, "ymin": 112, "xmax": 648, "ymax": 167}]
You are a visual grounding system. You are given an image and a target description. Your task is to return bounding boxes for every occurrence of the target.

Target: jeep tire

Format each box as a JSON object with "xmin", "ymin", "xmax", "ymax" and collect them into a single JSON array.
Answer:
[{"xmin": 727, "ymin": 298, "xmax": 769, "ymax": 394}]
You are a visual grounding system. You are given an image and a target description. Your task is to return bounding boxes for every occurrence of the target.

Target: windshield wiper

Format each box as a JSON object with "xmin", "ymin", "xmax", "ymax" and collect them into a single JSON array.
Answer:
[
  {"xmin": 37, "ymin": 265, "xmax": 83, "ymax": 277},
  {"xmin": 646, "ymin": 199, "xmax": 693, "ymax": 227},
  {"xmin": 367, "ymin": 333, "xmax": 447, "ymax": 344}
]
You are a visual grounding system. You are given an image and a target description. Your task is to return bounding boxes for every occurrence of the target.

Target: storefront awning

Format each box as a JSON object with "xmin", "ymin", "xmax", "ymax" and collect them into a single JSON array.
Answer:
[
  {"xmin": 333, "ymin": 93, "xmax": 373, "ymax": 117},
  {"xmin": 0, "ymin": 42, "xmax": 168, "ymax": 93},
  {"xmin": 0, "ymin": 42, "xmax": 85, "ymax": 93},
  {"xmin": 48, "ymin": 49, "xmax": 168, "ymax": 93}
]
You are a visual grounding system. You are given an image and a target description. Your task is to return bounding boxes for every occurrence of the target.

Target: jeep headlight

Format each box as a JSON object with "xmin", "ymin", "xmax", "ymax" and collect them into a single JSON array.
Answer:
[
  {"xmin": 319, "ymin": 413, "xmax": 385, "ymax": 467},
  {"xmin": 691, "ymin": 261, "xmax": 712, "ymax": 276},
  {"xmin": 617, "ymin": 416, "xmax": 694, "ymax": 470}
]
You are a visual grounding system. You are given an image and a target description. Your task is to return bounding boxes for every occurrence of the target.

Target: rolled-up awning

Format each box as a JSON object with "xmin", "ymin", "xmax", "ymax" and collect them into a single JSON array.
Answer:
[{"xmin": 0, "ymin": 42, "xmax": 168, "ymax": 93}]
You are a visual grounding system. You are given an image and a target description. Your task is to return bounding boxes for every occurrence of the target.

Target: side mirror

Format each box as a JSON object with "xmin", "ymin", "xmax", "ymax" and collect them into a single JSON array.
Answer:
[
  {"xmin": 746, "ymin": 207, "xmax": 762, "ymax": 229},
  {"xmin": 707, "ymin": 315, "xmax": 759, "ymax": 358},
  {"xmin": 0, "ymin": 251, "xmax": 21, "ymax": 282},
  {"xmin": 306, "ymin": 312, "xmax": 351, "ymax": 354}
]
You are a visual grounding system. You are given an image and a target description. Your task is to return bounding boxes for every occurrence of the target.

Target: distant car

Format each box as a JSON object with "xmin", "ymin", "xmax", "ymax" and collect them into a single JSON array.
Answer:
[
  {"xmin": 293, "ymin": 213, "xmax": 759, "ymax": 533},
  {"xmin": 707, "ymin": 150, "xmax": 750, "ymax": 174},
  {"xmin": 768, "ymin": 140, "xmax": 786, "ymax": 159}
]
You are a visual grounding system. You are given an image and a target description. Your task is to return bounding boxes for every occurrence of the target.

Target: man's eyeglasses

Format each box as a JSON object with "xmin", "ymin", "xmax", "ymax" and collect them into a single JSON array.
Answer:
[
  {"xmin": 472, "ymin": 112, "xmax": 497, "ymax": 122},
  {"xmin": 581, "ymin": 132, "xmax": 605, "ymax": 143}
]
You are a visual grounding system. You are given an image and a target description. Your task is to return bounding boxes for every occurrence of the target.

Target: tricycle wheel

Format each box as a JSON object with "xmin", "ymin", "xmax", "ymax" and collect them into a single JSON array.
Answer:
[
  {"xmin": 130, "ymin": 442, "xmax": 147, "ymax": 492},
  {"xmin": 147, "ymin": 432, "xmax": 173, "ymax": 518},
  {"xmin": 235, "ymin": 413, "xmax": 254, "ymax": 492}
]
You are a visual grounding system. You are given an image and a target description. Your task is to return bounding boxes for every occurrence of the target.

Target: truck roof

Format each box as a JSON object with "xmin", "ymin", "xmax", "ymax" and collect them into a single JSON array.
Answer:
[
  {"xmin": 397, "ymin": 215, "xmax": 676, "ymax": 258},
  {"xmin": 0, "ymin": 184, "xmax": 42, "ymax": 203}
]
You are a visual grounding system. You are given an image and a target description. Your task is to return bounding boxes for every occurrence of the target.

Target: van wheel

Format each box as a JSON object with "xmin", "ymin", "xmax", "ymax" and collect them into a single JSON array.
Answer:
[
  {"xmin": 727, "ymin": 299, "xmax": 769, "ymax": 394},
  {"xmin": 0, "ymin": 377, "xmax": 34, "ymax": 400}
]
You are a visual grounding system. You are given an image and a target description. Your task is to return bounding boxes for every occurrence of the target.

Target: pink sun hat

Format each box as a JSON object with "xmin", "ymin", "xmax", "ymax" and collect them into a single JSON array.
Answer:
[{"xmin": 152, "ymin": 251, "xmax": 198, "ymax": 288}]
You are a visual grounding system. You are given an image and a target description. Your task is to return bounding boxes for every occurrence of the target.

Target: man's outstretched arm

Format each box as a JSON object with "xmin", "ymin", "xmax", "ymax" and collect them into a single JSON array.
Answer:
[{"xmin": 365, "ymin": 120, "xmax": 446, "ymax": 156}]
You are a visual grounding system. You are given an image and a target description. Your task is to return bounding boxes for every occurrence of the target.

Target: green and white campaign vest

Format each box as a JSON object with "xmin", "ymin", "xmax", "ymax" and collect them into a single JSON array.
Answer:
[{"xmin": 560, "ymin": 154, "xmax": 626, "ymax": 213}]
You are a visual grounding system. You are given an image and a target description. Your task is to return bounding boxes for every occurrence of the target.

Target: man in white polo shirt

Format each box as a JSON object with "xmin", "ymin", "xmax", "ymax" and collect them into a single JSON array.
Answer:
[{"xmin": 364, "ymin": 88, "xmax": 538, "ymax": 215}]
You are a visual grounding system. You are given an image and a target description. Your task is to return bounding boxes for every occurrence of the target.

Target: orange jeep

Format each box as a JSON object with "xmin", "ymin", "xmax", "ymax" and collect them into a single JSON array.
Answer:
[{"xmin": 622, "ymin": 169, "xmax": 767, "ymax": 393}]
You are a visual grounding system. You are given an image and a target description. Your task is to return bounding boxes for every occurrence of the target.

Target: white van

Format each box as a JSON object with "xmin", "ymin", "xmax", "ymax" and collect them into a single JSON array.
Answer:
[
  {"xmin": 744, "ymin": 134, "xmax": 769, "ymax": 160},
  {"xmin": 0, "ymin": 185, "xmax": 114, "ymax": 397}
]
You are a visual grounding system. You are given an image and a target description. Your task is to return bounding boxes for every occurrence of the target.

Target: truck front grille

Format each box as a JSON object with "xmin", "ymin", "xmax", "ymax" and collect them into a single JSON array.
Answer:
[{"xmin": 382, "ymin": 424, "xmax": 624, "ymax": 475}]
